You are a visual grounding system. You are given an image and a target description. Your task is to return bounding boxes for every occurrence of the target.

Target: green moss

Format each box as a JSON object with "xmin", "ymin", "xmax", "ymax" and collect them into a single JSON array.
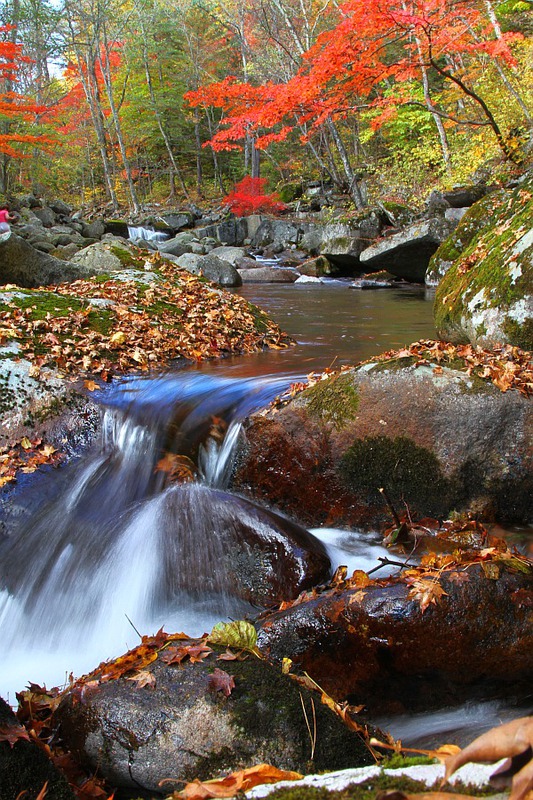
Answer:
[
  {"xmin": 302, "ymin": 373, "xmax": 360, "ymax": 429},
  {"xmin": 264, "ymin": 773, "xmax": 494, "ymax": 800},
  {"xmin": 339, "ymin": 434, "xmax": 454, "ymax": 512},
  {"xmin": 434, "ymin": 177, "xmax": 533, "ymax": 346},
  {"xmin": 109, "ymin": 245, "xmax": 146, "ymax": 269}
]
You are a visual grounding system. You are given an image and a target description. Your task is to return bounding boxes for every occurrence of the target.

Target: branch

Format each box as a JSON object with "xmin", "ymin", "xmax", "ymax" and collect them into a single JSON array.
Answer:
[{"xmin": 402, "ymin": 100, "xmax": 492, "ymax": 126}]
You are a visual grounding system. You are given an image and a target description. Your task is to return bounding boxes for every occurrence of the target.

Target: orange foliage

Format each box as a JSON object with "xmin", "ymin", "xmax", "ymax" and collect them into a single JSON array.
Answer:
[
  {"xmin": 186, "ymin": 0, "xmax": 521, "ymax": 152},
  {"xmin": 0, "ymin": 26, "xmax": 54, "ymax": 157}
]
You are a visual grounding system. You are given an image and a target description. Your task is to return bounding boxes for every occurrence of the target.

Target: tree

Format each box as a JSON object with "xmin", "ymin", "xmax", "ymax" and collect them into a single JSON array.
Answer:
[
  {"xmin": 187, "ymin": 0, "xmax": 531, "ymax": 205},
  {"xmin": 0, "ymin": 24, "xmax": 53, "ymax": 192}
]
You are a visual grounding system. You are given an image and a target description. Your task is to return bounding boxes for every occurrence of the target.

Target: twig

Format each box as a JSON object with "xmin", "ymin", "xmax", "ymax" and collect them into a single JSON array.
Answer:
[
  {"xmin": 379, "ymin": 487, "xmax": 402, "ymax": 528},
  {"xmin": 299, "ymin": 691, "xmax": 317, "ymax": 761},
  {"xmin": 125, "ymin": 613, "xmax": 143, "ymax": 640},
  {"xmin": 367, "ymin": 556, "xmax": 417, "ymax": 576}
]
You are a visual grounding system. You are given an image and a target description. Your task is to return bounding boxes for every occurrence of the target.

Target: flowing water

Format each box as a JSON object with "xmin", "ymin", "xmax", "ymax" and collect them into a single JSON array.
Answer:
[{"xmin": 0, "ymin": 283, "xmax": 528, "ymax": 740}]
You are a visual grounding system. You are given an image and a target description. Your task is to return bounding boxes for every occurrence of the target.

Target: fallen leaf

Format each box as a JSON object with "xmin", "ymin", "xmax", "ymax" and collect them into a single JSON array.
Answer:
[
  {"xmin": 208, "ymin": 620, "xmax": 258, "ymax": 651},
  {"xmin": 20, "ymin": 437, "xmax": 32, "ymax": 450},
  {"xmin": 125, "ymin": 669, "xmax": 156, "ymax": 689},
  {"xmin": 207, "ymin": 668, "xmax": 235, "ymax": 697},
  {"xmin": 0, "ymin": 722, "xmax": 31, "ymax": 748},
  {"xmin": 443, "ymin": 716, "xmax": 533, "ymax": 800},
  {"xmin": 163, "ymin": 763, "xmax": 303, "ymax": 799},
  {"xmin": 84, "ymin": 379, "xmax": 100, "ymax": 392}
]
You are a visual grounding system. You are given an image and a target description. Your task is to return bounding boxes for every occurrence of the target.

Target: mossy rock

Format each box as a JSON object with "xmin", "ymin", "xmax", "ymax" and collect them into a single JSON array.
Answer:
[
  {"xmin": 55, "ymin": 645, "xmax": 379, "ymax": 793},
  {"xmin": 433, "ymin": 174, "xmax": 533, "ymax": 349},
  {"xmin": 426, "ymin": 190, "xmax": 506, "ymax": 285}
]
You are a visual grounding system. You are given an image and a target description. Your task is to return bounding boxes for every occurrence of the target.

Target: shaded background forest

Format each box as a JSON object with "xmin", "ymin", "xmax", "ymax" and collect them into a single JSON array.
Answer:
[{"xmin": 0, "ymin": 0, "xmax": 532, "ymax": 214}]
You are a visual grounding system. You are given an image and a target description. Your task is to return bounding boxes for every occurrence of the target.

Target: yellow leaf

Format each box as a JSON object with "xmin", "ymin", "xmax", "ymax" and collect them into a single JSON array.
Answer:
[
  {"xmin": 109, "ymin": 331, "xmax": 127, "ymax": 346},
  {"xmin": 165, "ymin": 763, "xmax": 303, "ymax": 800},
  {"xmin": 84, "ymin": 380, "xmax": 99, "ymax": 392},
  {"xmin": 20, "ymin": 437, "xmax": 32, "ymax": 450}
]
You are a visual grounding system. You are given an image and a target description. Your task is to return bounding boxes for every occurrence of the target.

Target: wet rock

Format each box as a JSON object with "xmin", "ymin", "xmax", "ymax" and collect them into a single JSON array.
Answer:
[
  {"xmin": 232, "ymin": 359, "xmax": 533, "ymax": 528},
  {"xmin": 0, "ymin": 696, "xmax": 75, "ymax": 799},
  {"xmin": 55, "ymin": 643, "xmax": 376, "ymax": 793},
  {"xmin": 256, "ymin": 561, "xmax": 533, "ymax": 713},
  {"xmin": 238, "ymin": 266, "xmax": 298, "ymax": 283},
  {"xmin": 143, "ymin": 483, "xmax": 331, "ymax": 607},
  {"xmin": 298, "ymin": 255, "xmax": 332, "ymax": 277},
  {"xmin": 359, "ymin": 218, "xmax": 453, "ymax": 282},
  {"xmin": 433, "ymin": 175, "xmax": 533, "ymax": 350}
]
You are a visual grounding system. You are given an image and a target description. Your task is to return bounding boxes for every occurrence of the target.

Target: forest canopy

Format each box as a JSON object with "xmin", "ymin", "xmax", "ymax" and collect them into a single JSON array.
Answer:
[{"xmin": 0, "ymin": 0, "xmax": 531, "ymax": 210}]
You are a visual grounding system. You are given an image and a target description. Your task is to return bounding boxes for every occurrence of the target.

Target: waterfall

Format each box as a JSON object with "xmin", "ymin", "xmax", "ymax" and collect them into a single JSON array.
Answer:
[
  {"xmin": 0, "ymin": 371, "xmax": 300, "ymax": 701},
  {"xmin": 127, "ymin": 225, "xmax": 170, "ymax": 242}
]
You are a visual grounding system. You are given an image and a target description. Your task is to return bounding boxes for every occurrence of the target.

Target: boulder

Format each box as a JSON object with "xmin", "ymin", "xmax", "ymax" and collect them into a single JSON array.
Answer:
[
  {"xmin": 70, "ymin": 239, "xmax": 150, "ymax": 274},
  {"xmin": 208, "ymin": 245, "xmax": 249, "ymax": 265},
  {"xmin": 252, "ymin": 219, "xmax": 307, "ymax": 252},
  {"xmin": 160, "ymin": 211, "xmax": 194, "ymax": 230},
  {"xmin": 31, "ymin": 206, "xmax": 56, "ymax": 227},
  {"xmin": 359, "ymin": 218, "xmax": 453, "ymax": 282},
  {"xmin": 194, "ymin": 217, "xmax": 248, "ymax": 246},
  {"xmin": 433, "ymin": 175, "xmax": 533, "ymax": 350},
  {"xmin": 0, "ymin": 697, "xmax": 75, "ymax": 800},
  {"xmin": 317, "ymin": 216, "xmax": 381, "ymax": 270},
  {"xmin": 49, "ymin": 198, "xmax": 73, "ymax": 216},
  {"xmin": 232, "ymin": 355, "xmax": 533, "ymax": 528},
  {"xmin": 298, "ymin": 255, "xmax": 332, "ymax": 277},
  {"xmin": 80, "ymin": 219, "xmax": 106, "ymax": 239},
  {"xmin": 237, "ymin": 267, "xmax": 298, "ymax": 283},
  {"xmin": 158, "ymin": 231, "xmax": 198, "ymax": 256},
  {"xmin": 175, "ymin": 253, "xmax": 242, "ymax": 287},
  {"xmin": 0, "ymin": 233, "xmax": 86, "ymax": 287},
  {"xmin": 426, "ymin": 191, "xmax": 506, "ymax": 286},
  {"xmin": 256, "ymin": 558, "xmax": 533, "ymax": 713},
  {"xmin": 55, "ymin": 640, "xmax": 376, "ymax": 793}
]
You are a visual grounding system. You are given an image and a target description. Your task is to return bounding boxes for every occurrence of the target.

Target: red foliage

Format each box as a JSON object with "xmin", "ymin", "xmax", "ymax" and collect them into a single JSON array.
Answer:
[{"xmin": 223, "ymin": 176, "xmax": 286, "ymax": 217}]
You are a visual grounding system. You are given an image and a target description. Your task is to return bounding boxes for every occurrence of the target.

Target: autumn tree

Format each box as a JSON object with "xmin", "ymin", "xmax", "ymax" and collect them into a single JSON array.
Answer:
[
  {"xmin": 188, "ymin": 0, "xmax": 532, "ymax": 203},
  {"xmin": 0, "ymin": 23, "xmax": 53, "ymax": 192}
]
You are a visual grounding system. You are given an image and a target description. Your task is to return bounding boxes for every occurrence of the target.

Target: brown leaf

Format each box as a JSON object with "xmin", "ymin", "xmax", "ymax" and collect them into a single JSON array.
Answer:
[
  {"xmin": 84, "ymin": 379, "xmax": 100, "ymax": 392},
  {"xmin": 164, "ymin": 763, "xmax": 303, "ymax": 799},
  {"xmin": 125, "ymin": 669, "xmax": 156, "ymax": 689},
  {"xmin": 207, "ymin": 668, "xmax": 235, "ymax": 697},
  {"xmin": 443, "ymin": 716, "xmax": 533, "ymax": 800},
  {"xmin": 407, "ymin": 577, "xmax": 448, "ymax": 613},
  {"xmin": 0, "ymin": 722, "xmax": 31, "ymax": 748}
]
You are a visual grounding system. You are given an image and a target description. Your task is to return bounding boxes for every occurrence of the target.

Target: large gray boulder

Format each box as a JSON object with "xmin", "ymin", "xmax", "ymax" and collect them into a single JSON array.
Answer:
[
  {"xmin": 359, "ymin": 218, "xmax": 453, "ymax": 282},
  {"xmin": 208, "ymin": 245, "xmax": 248, "ymax": 265},
  {"xmin": 0, "ymin": 233, "xmax": 85, "ymax": 287},
  {"xmin": 55, "ymin": 640, "xmax": 376, "ymax": 793},
  {"xmin": 70, "ymin": 239, "xmax": 150, "ymax": 274},
  {"xmin": 175, "ymin": 252, "xmax": 242, "ymax": 287}
]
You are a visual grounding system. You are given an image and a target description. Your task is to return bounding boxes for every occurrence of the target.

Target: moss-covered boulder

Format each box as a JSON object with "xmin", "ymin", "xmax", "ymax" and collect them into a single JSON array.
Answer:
[
  {"xmin": 432, "ymin": 174, "xmax": 533, "ymax": 349},
  {"xmin": 55, "ymin": 640, "xmax": 378, "ymax": 793},
  {"xmin": 232, "ymin": 344, "xmax": 533, "ymax": 528}
]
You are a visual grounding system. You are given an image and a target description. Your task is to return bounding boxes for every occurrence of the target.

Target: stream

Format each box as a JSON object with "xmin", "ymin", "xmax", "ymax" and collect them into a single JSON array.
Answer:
[{"xmin": 0, "ymin": 282, "xmax": 528, "ymax": 745}]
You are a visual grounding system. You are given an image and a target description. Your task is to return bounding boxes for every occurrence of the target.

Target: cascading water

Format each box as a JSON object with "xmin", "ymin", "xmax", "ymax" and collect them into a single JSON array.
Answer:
[
  {"xmin": 0, "ymin": 371, "xmax": 339, "ymax": 701},
  {"xmin": 127, "ymin": 225, "xmax": 170, "ymax": 242}
]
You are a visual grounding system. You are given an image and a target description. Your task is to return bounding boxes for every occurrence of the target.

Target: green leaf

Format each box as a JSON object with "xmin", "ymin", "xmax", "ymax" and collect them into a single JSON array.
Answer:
[{"xmin": 208, "ymin": 620, "xmax": 258, "ymax": 651}]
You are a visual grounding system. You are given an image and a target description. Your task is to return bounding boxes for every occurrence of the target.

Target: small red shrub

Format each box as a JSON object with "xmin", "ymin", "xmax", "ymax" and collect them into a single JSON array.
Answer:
[{"xmin": 223, "ymin": 176, "xmax": 286, "ymax": 217}]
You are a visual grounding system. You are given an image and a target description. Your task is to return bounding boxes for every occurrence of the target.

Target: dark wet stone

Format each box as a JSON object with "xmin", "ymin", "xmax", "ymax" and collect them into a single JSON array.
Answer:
[{"xmin": 256, "ymin": 562, "xmax": 533, "ymax": 714}]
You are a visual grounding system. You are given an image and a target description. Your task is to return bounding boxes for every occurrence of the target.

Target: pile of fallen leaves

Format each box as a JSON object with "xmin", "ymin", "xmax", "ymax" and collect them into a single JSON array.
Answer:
[
  {"xmin": 0, "ymin": 436, "xmax": 64, "ymax": 488},
  {"xmin": 0, "ymin": 254, "xmax": 292, "ymax": 381},
  {"xmin": 268, "ymin": 339, "xmax": 532, "ymax": 413}
]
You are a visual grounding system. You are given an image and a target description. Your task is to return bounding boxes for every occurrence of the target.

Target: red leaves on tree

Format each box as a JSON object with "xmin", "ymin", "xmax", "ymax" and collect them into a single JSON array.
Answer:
[{"xmin": 223, "ymin": 176, "xmax": 286, "ymax": 217}]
